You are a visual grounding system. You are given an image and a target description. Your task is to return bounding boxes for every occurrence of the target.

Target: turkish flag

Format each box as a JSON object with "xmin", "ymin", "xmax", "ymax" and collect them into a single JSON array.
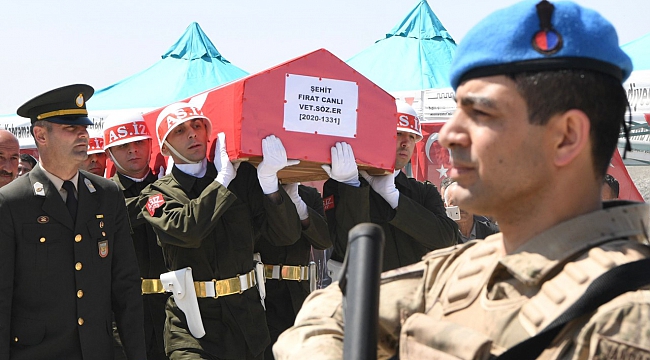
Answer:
[
  {"xmin": 608, "ymin": 149, "xmax": 644, "ymax": 201},
  {"xmin": 411, "ymin": 122, "xmax": 450, "ymax": 189}
]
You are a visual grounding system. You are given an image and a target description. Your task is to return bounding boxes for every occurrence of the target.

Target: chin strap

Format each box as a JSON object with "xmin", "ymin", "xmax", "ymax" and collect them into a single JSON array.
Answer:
[{"xmin": 165, "ymin": 141, "xmax": 201, "ymax": 165}]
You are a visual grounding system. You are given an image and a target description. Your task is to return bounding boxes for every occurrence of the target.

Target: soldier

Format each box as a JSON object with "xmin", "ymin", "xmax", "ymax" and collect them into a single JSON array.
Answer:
[
  {"xmin": 0, "ymin": 84, "xmax": 145, "ymax": 360},
  {"xmin": 323, "ymin": 100, "xmax": 458, "ymax": 275},
  {"xmin": 103, "ymin": 112, "xmax": 169, "ymax": 360},
  {"xmin": 79, "ymin": 133, "xmax": 107, "ymax": 177},
  {"xmin": 256, "ymin": 182, "xmax": 331, "ymax": 360},
  {"xmin": 274, "ymin": 1, "xmax": 650, "ymax": 359},
  {"xmin": 137, "ymin": 102, "xmax": 302, "ymax": 360},
  {"xmin": 0, "ymin": 130, "xmax": 19, "ymax": 187}
]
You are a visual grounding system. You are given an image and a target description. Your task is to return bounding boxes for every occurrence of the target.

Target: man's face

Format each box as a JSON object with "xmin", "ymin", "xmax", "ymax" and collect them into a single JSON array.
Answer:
[
  {"xmin": 395, "ymin": 131, "xmax": 416, "ymax": 170},
  {"xmin": 43, "ymin": 124, "xmax": 89, "ymax": 165},
  {"xmin": 79, "ymin": 152, "xmax": 107, "ymax": 176},
  {"xmin": 109, "ymin": 139, "xmax": 152, "ymax": 178},
  {"xmin": 163, "ymin": 119, "xmax": 208, "ymax": 164},
  {"xmin": 18, "ymin": 160, "xmax": 33, "ymax": 176},
  {"xmin": 439, "ymin": 76, "xmax": 550, "ymax": 218},
  {"xmin": 0, "ymin": 135, "xmax": 19, "ymax": 187}
]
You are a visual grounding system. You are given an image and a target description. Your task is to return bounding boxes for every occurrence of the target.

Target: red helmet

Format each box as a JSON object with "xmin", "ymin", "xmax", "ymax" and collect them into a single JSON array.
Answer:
[
  {"xmin": 396, "ymin": 100, "xmax": 423, "ymax": 142},
  {"xmin": 103, "ymin": 112, "xmax": 152, "ymax": 150},
  {"xmin": 155, "ymin": 102, "xmax": 212, "ymax": 156},
  {"xmin": 87, "ymin": 134, "xmax": 105, "ymax": 155}
]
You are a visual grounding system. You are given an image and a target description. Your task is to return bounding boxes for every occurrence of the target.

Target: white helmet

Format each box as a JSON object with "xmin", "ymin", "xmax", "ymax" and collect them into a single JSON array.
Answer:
[
  {"xmin": 396, "ymin": 100, "xmax": 423, "ymax": 142},
  {"xmin": 103, "ymin": 112, "xmax": 152, "ymax": 150},
  {"xmin": 87, "ymin": 134, "xmax": 105, "ymax": 155},
  {"xmin": 155, "ymin": 102, "xmax": 212, "ymax": 156}
]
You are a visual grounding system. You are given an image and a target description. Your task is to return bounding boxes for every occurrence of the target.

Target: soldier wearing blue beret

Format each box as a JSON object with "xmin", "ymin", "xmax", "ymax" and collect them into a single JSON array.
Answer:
[
  {"xmin": 0, "ymin": 84, "xmax": 146, "ymax": 359},
  {"xmin": 274, "ymin": 1, "xmax": 650, "ymax": 359}
]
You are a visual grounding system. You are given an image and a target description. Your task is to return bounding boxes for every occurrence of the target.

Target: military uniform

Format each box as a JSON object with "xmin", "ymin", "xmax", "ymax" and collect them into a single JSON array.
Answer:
[
  {"xmin": 274, "ymin": 202, "xmax": 650, "ymax": 359},
  {"xmin": 0, "ymin": 166, "xmax": 146, "ymax": 360},
  {"xmin": 256, "ymin": 185, "xmax": 332, "ymax": 360},
  {"xmin": 138, "ymin": 161, "xmax": 302, "ymax": 359},
  {"xmin": 113, "ymin": 171, "xmax": 170, "ymax": 360},
  {"xmin": 324, "ymin": 171, "xmax": 458, "ymax": 271}
]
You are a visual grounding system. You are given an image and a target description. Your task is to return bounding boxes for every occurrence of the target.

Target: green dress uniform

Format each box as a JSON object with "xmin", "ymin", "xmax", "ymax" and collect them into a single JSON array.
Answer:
[
  {"xmin": 255, "ymin": 185, "xmax": 332, "ymax": 360},
  {"xmin": 324, "ymin": 170, "xmax": 459, "ymax": 271},
  {"xmin": 113, "ymin": 171, "xmax": 170, "ymax": 360},
  {"xmin": 137, "ymin": 161, "xmax": 302, "ymax": 359},
  {"xmin": 0, "ymin": 165, "xmax": 145, "ymax": 360}
]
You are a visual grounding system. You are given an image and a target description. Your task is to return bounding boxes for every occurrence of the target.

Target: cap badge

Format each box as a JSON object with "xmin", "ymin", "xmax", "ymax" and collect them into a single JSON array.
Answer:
[
  {"xmin": 76, "ymin": 93, "xmax": 84, "ymax": 108},
  {"xmin": 532, "ymin": 0, "xmax": 562, "ymax": 55}
]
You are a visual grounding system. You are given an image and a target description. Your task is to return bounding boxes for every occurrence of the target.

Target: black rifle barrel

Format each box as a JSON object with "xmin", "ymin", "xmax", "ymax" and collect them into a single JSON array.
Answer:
[{"xmin": 342, "ymin": 223, "xmax": 385, "ymax": 360}]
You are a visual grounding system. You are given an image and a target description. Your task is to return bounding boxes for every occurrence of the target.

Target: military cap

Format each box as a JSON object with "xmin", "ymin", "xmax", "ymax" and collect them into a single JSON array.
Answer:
[
  {"xmin": 17, "ymin": 84, "xmax": 94, "ymax": 125},
  {"xmin": 449, "ymin": 0, "xmax": 633, "ymax": 90}
]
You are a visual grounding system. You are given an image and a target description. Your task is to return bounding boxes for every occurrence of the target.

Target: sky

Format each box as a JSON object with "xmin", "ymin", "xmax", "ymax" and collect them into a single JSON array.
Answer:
[{"xmin": 1, "ymin": 0, "xmax": 649, "ymax": 114}]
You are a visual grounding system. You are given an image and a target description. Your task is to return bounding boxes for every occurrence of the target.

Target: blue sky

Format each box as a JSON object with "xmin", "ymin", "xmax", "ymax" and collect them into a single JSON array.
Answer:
[{"xmin": 1, "ymin": 0, "xmax": 649, "ymax": 114}]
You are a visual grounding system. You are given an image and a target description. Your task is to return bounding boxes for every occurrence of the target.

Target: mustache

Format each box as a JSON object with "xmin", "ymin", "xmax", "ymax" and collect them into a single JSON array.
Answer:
[{"xmin": 0, "ymin": 170, "xmax": 14, "ymax": 177}]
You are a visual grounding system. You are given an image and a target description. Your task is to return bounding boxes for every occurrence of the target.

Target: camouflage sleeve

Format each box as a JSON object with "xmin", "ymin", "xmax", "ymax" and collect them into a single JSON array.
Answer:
[
  {"xmin": 273, "ymin": 261, "xmax": 431, "ymax": 359},
  {"xmin": 557, "ymin": 290, "xmax": 650, "ymax": 359}
]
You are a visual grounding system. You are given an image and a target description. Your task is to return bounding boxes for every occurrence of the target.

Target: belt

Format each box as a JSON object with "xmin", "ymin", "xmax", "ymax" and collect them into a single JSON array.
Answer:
[
  {"xmin": 142, "ymin": 278, "xmax": 166, "ymax": 295},
  {"xmin": 194, "ymin": 270, "xmax": 257, "ymax": 298},
  {"xmin": 264, "ymin": 264, "xmax": 309, "ymax": 281}
]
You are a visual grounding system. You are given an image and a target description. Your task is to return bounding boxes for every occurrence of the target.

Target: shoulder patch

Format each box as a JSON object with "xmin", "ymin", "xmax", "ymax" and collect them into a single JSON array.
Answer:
[
  {"xmin": 323, "ymin": 195, "xmax": 335, "ymax": 211},
  {"xmin": 146, "ymin": 194, "xmax": 165, "ymax": 216}
]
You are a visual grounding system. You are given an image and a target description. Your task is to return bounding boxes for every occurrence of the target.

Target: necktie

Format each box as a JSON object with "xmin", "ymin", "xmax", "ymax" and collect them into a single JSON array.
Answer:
[{"xmin": 62, "ymin": 180, "xmax": 78, "ymax": 221}]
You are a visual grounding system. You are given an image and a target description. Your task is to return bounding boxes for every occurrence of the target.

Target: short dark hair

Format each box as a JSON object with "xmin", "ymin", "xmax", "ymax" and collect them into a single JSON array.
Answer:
[
  {"xmin": 440, "ymin": 177, "xmax": 455, "ymax": 192},
  {"xmin": 603, "ymin": 174, "xmax": 620, "ymax": 198},
  {"xmin": 19, "ymin": 153, "xmax": 37, "ymax": 168},
  {"xmin": 508, "ymin": 70, "xmax": 627, "ymax": 179}
]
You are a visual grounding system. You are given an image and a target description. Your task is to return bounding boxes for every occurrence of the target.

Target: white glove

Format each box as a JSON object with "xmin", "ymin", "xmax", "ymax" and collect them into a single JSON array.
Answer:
[
  {"xmin": 164, "ymin": 157, "xmax": 175, "ymax": 177},
  {"xmin": 214, "ymin": 132, "xmax": 237, "ymax": 188},
  {"xmin": 360, "ymin": 170, "xmax": 400, "ymax": 209},
  {"xmin": 282, "ymin": 183, "xmax": 309, "ymax": 220},
  {"xmin": 257, "ymin": 135, "xmax": 300, "ymax": 194},
  {"xmin": 321, "ymin": 142, "xmax": 360, "ymax": 187}
]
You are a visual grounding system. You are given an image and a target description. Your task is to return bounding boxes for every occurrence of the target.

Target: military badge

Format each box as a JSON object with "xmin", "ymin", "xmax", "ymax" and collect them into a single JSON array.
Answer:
[
  {"xmin": 76, "ymin": 93, "xmax": 84, "ymax": 108},
  {"xmin": 37, "ymin": 216, "xmax": 49, "ymax": 224},
  {"xmin": 33, "ymin": 182, "xmax": 45, "ymax": 196},
  {"xmin": 98, "ymin": 240, "xmax": 109, "ymax": 258},
  {"xmin": 531, "ymin": 0, "xmax": 562, "ymax": 55},
  {"xmin": 323, "ymin": 195, "xmax": 335, "ymax": 211},
  {"xmin": 84, "ymin": 178, "xmax": 96, "ymax": 193},
  {"xmin": 146, "ymin": 194, "xmax": 165, "ymax": 216}
]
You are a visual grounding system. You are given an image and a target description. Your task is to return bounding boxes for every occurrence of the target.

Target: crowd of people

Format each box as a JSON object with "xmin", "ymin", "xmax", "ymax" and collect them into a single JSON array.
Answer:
[{"xmin": 1, "ymin": 1, "xmax": 649, "ymax": 359}]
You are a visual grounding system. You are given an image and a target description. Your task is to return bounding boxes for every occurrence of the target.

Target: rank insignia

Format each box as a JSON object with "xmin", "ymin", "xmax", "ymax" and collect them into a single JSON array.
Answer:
[
  {"xmin": 37, "ymin": 216, "xmax": 49, "ymax": 224},
  {"xmin": 146, "ymin": 194, "xmax": 165, "ymax": 216},
  {"xmin": 84, "ymin": 178, "xmax": 96, "ymax": 193},
  {"xmin": 33, "ymin": 182, "xmax": 45, "ymax": 196},
  {"xmin": 98, "ymin": 240, "xmax": 109, "ymax": 258}
]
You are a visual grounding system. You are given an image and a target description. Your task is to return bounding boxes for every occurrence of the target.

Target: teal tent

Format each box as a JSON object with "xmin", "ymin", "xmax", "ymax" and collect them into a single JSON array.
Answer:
[
  {"xmin": 346, "ymin": 0, "xmax": 456, "ymax": 92},
  {"xmin": 622, "ymin": 32, "xmax": 650, "ymax": 71},
  {"xmin": 88, "ymin": 22, "xmax": 248, "ymax": 111}
]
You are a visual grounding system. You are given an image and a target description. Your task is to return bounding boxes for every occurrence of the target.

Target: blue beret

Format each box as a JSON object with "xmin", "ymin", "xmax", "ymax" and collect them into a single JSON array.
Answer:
[{"xmin": 449, "ymin": 0, "xmax": 633, "ymax": 90}]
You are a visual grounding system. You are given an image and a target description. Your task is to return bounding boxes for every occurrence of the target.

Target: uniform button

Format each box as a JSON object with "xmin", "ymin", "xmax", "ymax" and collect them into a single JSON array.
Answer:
[
  {"xmin": 75, "ymin": 234, "xmax": 82, "ymax": 242},
  {"xmin": 13, "ymin": 337, "xmax": 18, "ymax": 343},
  {"xmin": 75, "ymin": 262, "xmax": 82, "ymax": 271},
  {"xmin": 78, "ymin": 318, "xmax": 84, "ymax": 326},
  {"xmin": 77, "ymin": 290, "xmax": 84, "ymax": 298},
  {"xmin": 39, "ymin": 237, "xmax": 46, "ymax": 243},
  {"xmin": 101, "ymin": 231, "xmax": 106, "ymax": 237}
]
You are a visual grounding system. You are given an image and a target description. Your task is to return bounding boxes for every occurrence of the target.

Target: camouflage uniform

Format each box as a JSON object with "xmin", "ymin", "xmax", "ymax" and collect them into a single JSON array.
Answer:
[{"xmin": 274, "ymin": 202, "xmax": 650, "ymax": 359}]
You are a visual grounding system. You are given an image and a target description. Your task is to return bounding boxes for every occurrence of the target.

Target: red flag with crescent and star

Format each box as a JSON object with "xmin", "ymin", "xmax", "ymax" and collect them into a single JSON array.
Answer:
[{"xmin": 410, "ymin": 122, "xmax": 451, "ymax": 189}]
